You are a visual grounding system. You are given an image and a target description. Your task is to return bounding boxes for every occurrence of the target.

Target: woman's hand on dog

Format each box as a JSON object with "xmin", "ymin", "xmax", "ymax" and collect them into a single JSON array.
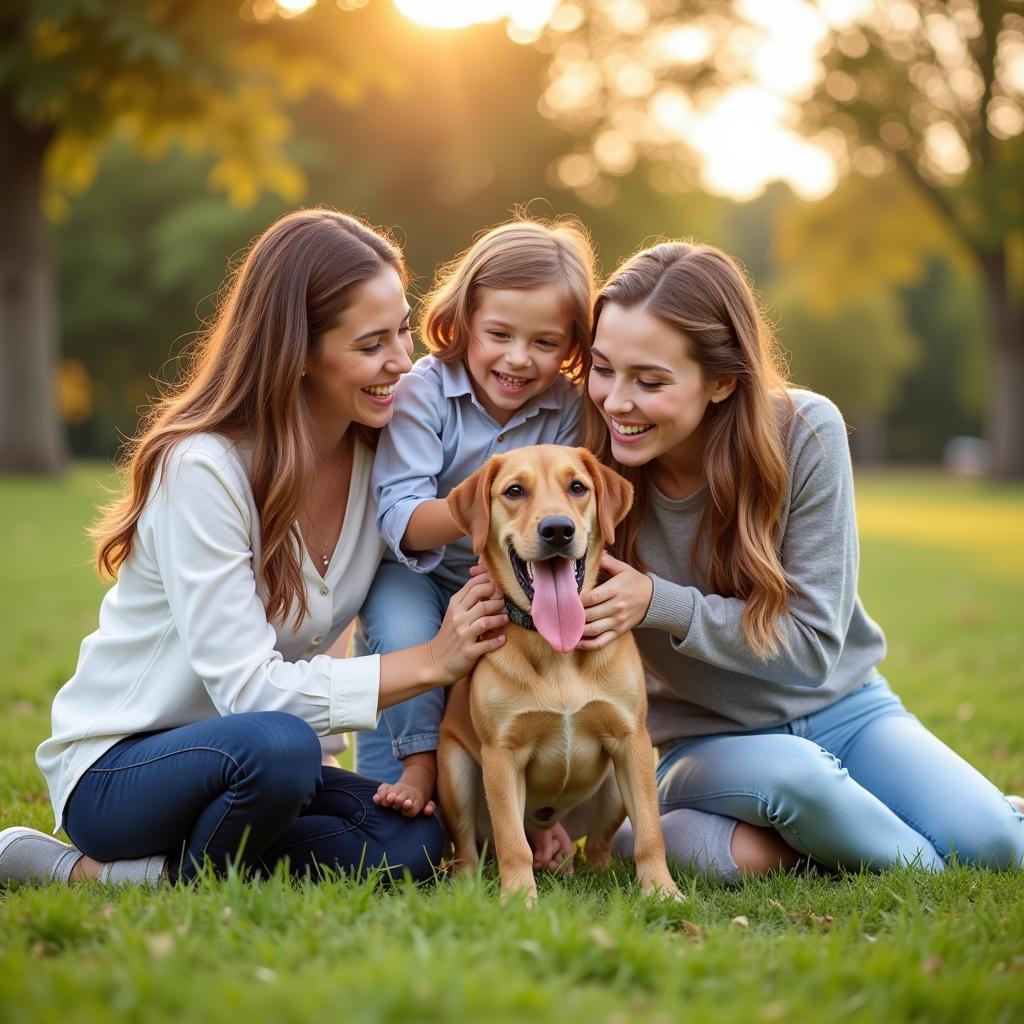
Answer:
[
  {"xmin": 577, "ymin": 551, "xmax": 654, "ymax": 650},
  {"xmin": 427, "ymin": 570, "xmax": 509, "ymax": 683}
]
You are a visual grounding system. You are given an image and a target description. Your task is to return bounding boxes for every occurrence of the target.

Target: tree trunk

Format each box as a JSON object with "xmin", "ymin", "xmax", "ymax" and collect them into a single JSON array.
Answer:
[
  {"xmin": 0, "ymin": 107, "xmax": 64, "ymax": 474},
  {"xmin": 981, "ymin": 248, "xmax": 1024, "ymax": 479},
  {"xmin": 850, "ymin": 409, "xmax": 887, "ymax": 465}
]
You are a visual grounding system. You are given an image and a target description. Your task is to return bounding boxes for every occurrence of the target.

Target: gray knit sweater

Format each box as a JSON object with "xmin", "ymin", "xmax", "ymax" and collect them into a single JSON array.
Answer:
[{"xmin": 637, "ymin": 390, "xmax": 886, "ymax": 746}]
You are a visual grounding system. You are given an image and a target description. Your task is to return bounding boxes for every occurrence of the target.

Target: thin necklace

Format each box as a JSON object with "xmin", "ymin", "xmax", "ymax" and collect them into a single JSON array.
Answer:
[{"xmin": 304, "ymin": 440, "xmax": 351, "ymax": 572}]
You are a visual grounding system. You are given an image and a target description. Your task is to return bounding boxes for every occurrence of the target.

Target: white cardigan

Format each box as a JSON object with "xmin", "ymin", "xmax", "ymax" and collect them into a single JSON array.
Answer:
[{"xmin": 37, "ymin": 433, "xmax": 385, "ymax": 831}]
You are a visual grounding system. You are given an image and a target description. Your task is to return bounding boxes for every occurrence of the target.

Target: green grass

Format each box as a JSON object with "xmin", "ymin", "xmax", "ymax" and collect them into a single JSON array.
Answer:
[{"xmin": 2, "ymin": 465, "xmax": 1023, "ymax": 1024}]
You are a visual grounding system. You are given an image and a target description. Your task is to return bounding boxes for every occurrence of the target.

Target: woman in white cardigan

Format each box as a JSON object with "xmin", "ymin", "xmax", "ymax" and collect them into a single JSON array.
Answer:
[{"xmin": 0, "ymin": 210, "xmax": 509, "ymax": 888}]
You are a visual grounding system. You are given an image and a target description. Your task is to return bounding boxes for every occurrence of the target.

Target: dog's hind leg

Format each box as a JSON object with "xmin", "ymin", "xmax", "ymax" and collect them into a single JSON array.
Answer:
[
  {"xmin": 437, "ymin": 737, "xmax": 484, "ymax": 876},
  {"xmin": 566, "ymin": 770, "xmax": 627, "ymax": 868}
]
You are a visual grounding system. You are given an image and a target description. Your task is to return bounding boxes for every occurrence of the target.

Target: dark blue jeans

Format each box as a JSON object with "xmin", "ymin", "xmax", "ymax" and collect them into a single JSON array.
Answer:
[{"xmin": 63, "ymin": 712, "xmax": 445, "ymax": 884}]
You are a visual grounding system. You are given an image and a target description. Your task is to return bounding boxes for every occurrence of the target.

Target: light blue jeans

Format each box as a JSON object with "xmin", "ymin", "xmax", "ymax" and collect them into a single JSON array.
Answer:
[
  {"xmin": 354, "ymin": 560, "xmax": 462, "ymax": 783},
  {"xmin": 656, "ymin": 676, "xmax": 1023, "ymax": 873}
]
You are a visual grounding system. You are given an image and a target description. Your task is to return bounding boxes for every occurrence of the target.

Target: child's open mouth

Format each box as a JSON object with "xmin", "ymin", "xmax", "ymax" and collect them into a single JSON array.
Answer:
[{"xmin": 493, "ymin": 371, "xmax": 531, "ymax": 394}]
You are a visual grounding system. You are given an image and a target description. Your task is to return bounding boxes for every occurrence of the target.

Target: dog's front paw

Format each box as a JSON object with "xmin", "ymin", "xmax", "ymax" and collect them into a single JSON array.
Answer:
[
  {"xmin": 641, "ymin": 875, "xmax": 685, "ymax": 902},
  {"xmin": 499, "ymin": 874, "xmax": 539, "ymax": 907}
]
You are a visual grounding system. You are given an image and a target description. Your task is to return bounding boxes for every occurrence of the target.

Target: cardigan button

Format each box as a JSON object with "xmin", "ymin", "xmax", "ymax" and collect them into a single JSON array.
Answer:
[
  {"xmin": 320, "ymin": 587, "xmax": 329, "ymax": 597},
  {"xmin": 312, "ymin": 634, "xmax": 324, "ymax": 644}
]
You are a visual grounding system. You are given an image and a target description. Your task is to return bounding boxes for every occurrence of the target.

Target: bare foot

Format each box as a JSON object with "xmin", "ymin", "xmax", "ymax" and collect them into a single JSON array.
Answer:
[
  {"xmin": 730, "ymin": 822, "xmax": 802, "ymax": 875},
  {"xmin": 372, "ymin": 761, "xmax": 436, "ymax": 817},
  {"xmin": 69, "ymin": 855, "xmax": 104, "ymax": 882},
  {"xmin": 526, "ymin": 822, "xmax": 576, "ymax": 875}
]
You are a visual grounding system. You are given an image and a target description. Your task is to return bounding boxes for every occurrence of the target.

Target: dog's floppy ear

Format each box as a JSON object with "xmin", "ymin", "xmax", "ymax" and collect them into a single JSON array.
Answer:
[
  {"xmin": 447, "ymin": 454, "xmax": 504, "ymax": 554},
  {"xmin": 578, "ymin": 448, "xmax": 633, "ymax": 545}
]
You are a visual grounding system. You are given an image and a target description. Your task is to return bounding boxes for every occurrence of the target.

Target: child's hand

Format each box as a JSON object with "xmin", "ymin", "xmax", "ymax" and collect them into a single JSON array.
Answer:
[
  {"xmin": 577, "ymin": 551, "xmax": 653, "ymax": 651},
  {"xmin": 373, "ymin": 755, "xmax": 437, "ymax": 817},
  {"xmin": 526, "ymin": 822, "xmax": 576, "ymax": 874}
]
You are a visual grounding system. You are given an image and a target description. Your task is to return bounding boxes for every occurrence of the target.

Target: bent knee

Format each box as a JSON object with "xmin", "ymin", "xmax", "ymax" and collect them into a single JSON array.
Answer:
[
  {"xmin": 751, "ymin": 740, "xmax": 848, "ymax": 816},
  {"xmin": 254, "ymin": 712, "xmax": 321, "ymax": 765},
  {"xmin": 235, "ymin": 712, "xmax": 322, "ymax": 799},
  {"xmin": 949, "ymin": 814, "xmax": 1024, "ymax": 870}
]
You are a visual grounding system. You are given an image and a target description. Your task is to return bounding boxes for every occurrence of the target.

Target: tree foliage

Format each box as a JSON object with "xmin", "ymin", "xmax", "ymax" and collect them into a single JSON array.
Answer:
[
  {"xmin": 537, "ymin": 0, "xmax": 1024, "ymax": 474},
  {"xmin": 1, "ymin": 0, "xmax": 401, "ymax": 216}
]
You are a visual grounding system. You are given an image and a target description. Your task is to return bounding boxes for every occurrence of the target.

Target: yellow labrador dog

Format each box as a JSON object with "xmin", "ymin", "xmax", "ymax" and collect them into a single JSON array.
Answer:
[{"xmin": 438, "ymin": 444, "xmax": 681, "ymax": 904}]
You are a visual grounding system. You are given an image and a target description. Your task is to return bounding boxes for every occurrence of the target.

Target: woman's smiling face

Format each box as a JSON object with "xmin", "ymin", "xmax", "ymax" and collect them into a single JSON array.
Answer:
[
  {"xmin": 303, "ymin": 264, "xmax": 413, "ymax": 433},
  {"xmin": 588, "ymin": 301, "xmax": 733, "ymax": 471}
]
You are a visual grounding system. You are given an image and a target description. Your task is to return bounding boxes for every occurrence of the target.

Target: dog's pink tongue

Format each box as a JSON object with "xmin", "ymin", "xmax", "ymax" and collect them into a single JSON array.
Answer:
[{"xmin": 530, "ymin": 558, "xmax": 585, "ymax": 653}]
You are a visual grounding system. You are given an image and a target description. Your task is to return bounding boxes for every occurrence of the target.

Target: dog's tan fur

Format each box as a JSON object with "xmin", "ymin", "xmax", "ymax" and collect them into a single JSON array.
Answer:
[{"xmin": 439, "ymin": 444, "xmax": 681, "ymax": 903}]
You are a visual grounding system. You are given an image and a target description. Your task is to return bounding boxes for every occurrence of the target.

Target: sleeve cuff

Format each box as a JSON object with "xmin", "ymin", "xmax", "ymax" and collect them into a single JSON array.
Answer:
[
  {"xmin": 394, "ymin": 546, "xmax": 444, "ymax": 573},
  {"xmin": 381, "ymin": 500, "xmax": 444, "ymax": 573},
  {"xmin": 639, "ymin": 573, "xmax": 696, "ymax": 643},
  {"xmin": 328, "ymin": 653, "xmax": 381, "ymax": 733}
]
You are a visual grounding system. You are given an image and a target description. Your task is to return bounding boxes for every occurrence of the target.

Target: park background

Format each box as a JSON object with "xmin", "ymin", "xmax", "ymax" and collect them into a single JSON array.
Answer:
[{"xmin": 1, "ymin": 2, "xmax": 1023, "ymax": 1023}]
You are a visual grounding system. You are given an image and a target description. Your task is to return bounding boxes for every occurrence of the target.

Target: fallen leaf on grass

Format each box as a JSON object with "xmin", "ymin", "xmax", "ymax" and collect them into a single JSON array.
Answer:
[
  {"xmin": 732, "ymin": 915, "xmax": 749, "ymax": 929},
  {"xmin": 680, "ymin": 920, "xmax": 707, "ymax": 940},
  {"xmin": 922, "ymin": 954, "xmax": 943, "ymax": 975},
  {"xmin": 146, "ymin": 933, "xmax": 174, "ymax": 959},
  {"xmin": 589, "ymin": 925, "xmax": 616, "ymax": 950},
  {"xmin": 785, "ymin": 909, "xmax": 832, "ymax": 930}
]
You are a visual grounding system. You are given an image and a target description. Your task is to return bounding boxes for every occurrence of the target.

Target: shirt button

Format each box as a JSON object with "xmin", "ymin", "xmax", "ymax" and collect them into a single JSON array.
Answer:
[
  {"xmin": 312, "ymin": 634, "xmax": 324, "ymax": 644},
  {"xmin": 320, "ymin": 587, "xmax": 329, "ymax": 596},
  {"xmin": 497, "ymin": 433, "xmax": 506, "ymax": 442}
]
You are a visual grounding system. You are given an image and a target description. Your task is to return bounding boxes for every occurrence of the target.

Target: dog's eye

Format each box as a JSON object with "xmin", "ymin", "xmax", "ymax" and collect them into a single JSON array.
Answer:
[
  {"xmin": 503, "ymin": 484, "xmax": 526, "ymax": 499},
  {"xmin": 569, "ymin": 481, "xmax": 588, "ymax": 496}
]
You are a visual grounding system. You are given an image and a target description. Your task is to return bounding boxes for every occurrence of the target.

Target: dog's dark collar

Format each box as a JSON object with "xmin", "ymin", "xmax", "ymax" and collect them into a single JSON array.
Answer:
[{"xmin": 504, "ymin": 597, "xmax": 537, "ymax": 633}]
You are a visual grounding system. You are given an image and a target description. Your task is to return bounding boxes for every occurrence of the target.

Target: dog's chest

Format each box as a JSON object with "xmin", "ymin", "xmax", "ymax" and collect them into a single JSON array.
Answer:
[{"xmin": 486, "ymin": 686, "xmax": 632, "ymax": 783}]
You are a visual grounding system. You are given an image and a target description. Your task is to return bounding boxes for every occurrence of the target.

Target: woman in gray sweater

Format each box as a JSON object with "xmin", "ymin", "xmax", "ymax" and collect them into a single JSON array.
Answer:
[{"xmin": 581, "ymin": 241, "xmax": 1023, "ymax": 882}]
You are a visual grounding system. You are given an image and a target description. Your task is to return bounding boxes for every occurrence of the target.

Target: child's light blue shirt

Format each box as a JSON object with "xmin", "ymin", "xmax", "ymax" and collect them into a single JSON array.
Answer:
[{"xmin": 372, "ymin": 354, "xmax": 582, "ymax": 591}]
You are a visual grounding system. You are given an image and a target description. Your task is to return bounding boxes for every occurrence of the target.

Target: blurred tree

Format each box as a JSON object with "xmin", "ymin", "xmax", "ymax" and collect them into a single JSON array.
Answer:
[
  {"xmin": 803, "ymin": 0, "xmax": 1023, "ymax": 477},
  {"xmin": 0, "ymin": 0, "xmax": 398, "ymax": 473},
  {"xmin": 539, "ymin": 0, "xmax": 1024, "ymax": 477},
  {"xmin": 888, "ymin": 257, "xmax": 988, "ymax": 461},
  {"xmin": 770, "ymin": 277, "xmax": 920, "ymax": 461},
  {"xmin": 53, "ymin": 7, "xmax": 735, "ymax": 456}
]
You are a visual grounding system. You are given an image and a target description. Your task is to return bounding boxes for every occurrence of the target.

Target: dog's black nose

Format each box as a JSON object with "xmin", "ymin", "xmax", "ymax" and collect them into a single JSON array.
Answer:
[{"xmin": 538, "ymin": 516, "xmax": 575, "ymax": 547}]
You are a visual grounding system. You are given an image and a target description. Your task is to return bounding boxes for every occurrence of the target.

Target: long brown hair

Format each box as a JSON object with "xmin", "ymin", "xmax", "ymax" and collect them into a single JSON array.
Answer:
[
  {"xmin": 581, "ymin": 242, "xmax": 794, "ymax": 657},
  {"xmin": 421, "ymin": 218, "xmax": 596, "ymax": 382},
  {"xmin": 91, "ymin": 208, "xmax": 406, "ymax": 627}
]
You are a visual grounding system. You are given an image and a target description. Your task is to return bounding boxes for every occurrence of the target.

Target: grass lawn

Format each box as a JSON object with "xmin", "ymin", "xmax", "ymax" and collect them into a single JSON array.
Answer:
[{"xmin": 1, "ymin": 465, "xmax": 1022, "ymax": 1024}]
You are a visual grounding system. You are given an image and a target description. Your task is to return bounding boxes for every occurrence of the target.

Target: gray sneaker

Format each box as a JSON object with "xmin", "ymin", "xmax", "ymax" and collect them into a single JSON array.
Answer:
[{"xmin": 0, "ymin": 826, "xmax": 83, "ymax": 885}]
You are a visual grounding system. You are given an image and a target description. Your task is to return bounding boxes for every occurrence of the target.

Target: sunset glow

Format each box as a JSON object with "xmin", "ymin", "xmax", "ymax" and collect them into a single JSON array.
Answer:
[
  {"xmin": 382, "ymin": 1, "xmax": 874, "ymax": 200},
  {"xmin": 394, "ymin": 0, "xmax": 557, "ymax": 33}
]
